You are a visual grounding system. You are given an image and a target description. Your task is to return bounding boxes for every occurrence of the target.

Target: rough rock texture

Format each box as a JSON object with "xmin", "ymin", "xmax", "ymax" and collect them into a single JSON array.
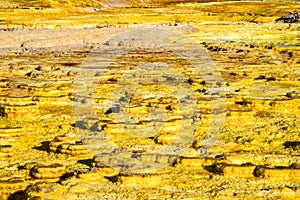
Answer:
[
  {"xmin": 275, "ymin": 12, "xmax": 300, "ymax": 23},
  {"xmin": 0, "ymin": 0, "xmax": 300, "ymax": 199},
  {"xmin": 49, "ymin": 133, "xmax": 90, "ymax": 156}
]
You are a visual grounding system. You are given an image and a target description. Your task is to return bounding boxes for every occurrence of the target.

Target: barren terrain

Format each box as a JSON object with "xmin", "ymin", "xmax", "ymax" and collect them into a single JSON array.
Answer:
[{"xmin": 0, "ymin": 0, "xmax": 300, "ymax": 199}]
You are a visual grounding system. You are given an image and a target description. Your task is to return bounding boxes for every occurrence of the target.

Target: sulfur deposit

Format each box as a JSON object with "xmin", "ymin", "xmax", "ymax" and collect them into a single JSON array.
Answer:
[{"xmin": 0, "ymin": 0, "xmax": 300, "ymax": 199}]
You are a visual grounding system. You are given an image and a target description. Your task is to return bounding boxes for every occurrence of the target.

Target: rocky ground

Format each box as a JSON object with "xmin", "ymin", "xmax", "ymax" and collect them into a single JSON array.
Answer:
[{"xmin": 0, "ymin": 0, "xmax": 300, "ymax": 199}]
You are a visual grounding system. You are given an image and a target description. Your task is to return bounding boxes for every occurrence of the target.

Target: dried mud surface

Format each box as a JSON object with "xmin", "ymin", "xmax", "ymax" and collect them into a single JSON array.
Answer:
[{"xmin": 0, "ymin": 0, "xmax": 300, "ymax": 199}]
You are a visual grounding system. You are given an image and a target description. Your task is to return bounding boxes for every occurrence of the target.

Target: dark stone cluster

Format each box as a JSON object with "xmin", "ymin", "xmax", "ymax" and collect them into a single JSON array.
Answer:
[{"xmin": 275, "ymin": 12, "xmax": 300, "ymax": 23}]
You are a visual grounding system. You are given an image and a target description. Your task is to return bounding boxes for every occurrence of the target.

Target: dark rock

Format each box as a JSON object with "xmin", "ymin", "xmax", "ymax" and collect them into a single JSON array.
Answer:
[{"xmin": 275, "ymin": 12, "xmax": 300, "ymax": 23}]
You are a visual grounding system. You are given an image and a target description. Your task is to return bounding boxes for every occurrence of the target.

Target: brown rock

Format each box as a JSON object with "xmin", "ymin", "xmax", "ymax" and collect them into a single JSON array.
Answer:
[
  {"xmin": 77, "ymin": 167, "xmax": 119, "ymax": 183},
  {"xmin": 0, "ymin": 127, "xmax": 24, "ymax": 138},
  {"xmin": 30, "ymin": 163, "xmax": 66, "ymax": 181},
  {"xmin": 0, "ymin": 178, "xmax": 27, "ymax": 200},
  {"xmin": 0, "ymin": 104, "xmax": 38, "ymax": 118},
  {"xmin": 49, "ymin": 133, "xmax": 89, "ymax": 156},
  {"xmin": 0, "ymin": 145, "xmax": 14, "ymax": 158}
]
